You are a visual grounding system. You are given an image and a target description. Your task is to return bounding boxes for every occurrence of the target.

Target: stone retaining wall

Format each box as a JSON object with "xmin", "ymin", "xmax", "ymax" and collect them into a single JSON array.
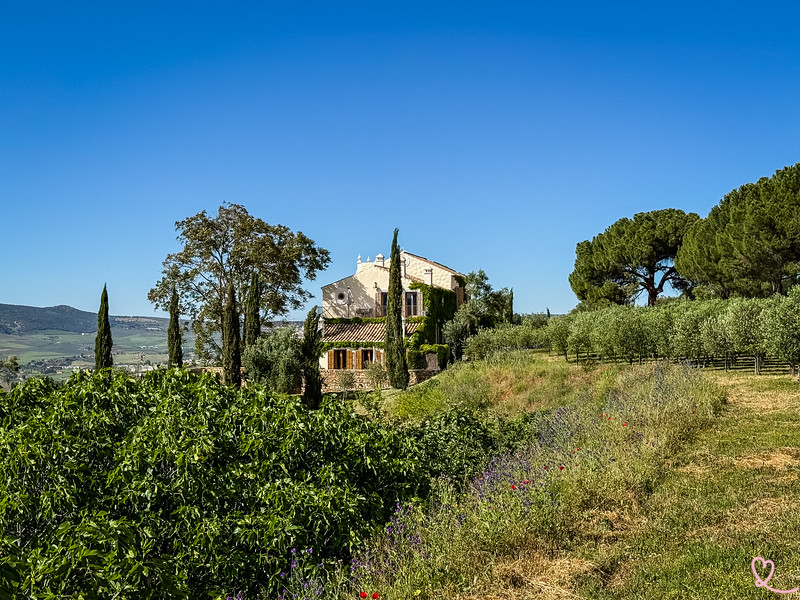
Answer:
[{"xmin": 321, "ymin": 369, "xmax": 437, "ymax": 392}]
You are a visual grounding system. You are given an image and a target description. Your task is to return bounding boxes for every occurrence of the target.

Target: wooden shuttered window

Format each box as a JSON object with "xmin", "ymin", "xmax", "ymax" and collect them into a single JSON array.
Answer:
[
  {"xmin": 346, "ymin": 350, "xmax": 353, "ymax": 370},
  {"xmin": 375, "ymin": 349, "xmax": 383, "ymax": 365},
  {"xmin": 355, "ymin": 350, "xmax": 364, "ymax": 370},
  {"xmin": 327, "ymin": 350, "xmax": 334, "ymax": 370}
]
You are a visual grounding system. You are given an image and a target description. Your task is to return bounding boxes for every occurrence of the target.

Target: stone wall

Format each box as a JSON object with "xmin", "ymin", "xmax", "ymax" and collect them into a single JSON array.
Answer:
[{"xmin": 321, "ymin": 368, "xmax": 437, "ymax": 393}]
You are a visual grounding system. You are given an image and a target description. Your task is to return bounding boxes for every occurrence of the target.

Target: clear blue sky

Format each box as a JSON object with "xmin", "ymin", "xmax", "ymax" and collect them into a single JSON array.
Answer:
[{"xmin": 4, "ymin": 2, "xmax": 800, "ymax": 319}]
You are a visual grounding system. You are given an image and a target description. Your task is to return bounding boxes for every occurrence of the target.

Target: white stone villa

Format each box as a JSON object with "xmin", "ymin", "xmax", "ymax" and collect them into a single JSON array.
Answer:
[{"xmin": 319, "ymin": 250, "xmax": 465, "ymax": 380}]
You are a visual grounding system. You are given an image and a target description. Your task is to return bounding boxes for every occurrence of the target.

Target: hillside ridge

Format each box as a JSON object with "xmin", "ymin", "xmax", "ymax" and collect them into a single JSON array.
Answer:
[{"xmin": 0, "ymin": 303, "xmax": 167, "ymax": 334}]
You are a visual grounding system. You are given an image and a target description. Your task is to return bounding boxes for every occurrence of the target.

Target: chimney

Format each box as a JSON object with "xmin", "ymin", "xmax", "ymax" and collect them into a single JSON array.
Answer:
[
  {"xmin": 401, "ymin": 258, "xmax": 407, "ymax": 278},
  {"xmin": 424, "ymin": 268, "xmax": 433, "ymax": 286},
  {"xmin": 375, "ymin": 253, "xmax": 385, "ymax": 268}
]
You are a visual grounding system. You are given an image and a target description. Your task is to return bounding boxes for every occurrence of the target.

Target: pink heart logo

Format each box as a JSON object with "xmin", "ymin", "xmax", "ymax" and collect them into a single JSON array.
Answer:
[
  {"xmin": 752, "ymin": 557, "xmax": 775, "ymax": 587},
  {"xmin": 751, "ymin": 556, "xmax": 799, "ymax": 594}
]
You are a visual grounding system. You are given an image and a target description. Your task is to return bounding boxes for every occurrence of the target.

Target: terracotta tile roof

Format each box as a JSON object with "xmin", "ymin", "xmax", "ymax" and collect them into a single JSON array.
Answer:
[{"xmin": 322, "ymin": 321, "xmax": 421, "ymax": 343}]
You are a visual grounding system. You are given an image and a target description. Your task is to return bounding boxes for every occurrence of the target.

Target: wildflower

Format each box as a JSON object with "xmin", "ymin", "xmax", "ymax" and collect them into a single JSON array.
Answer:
[
  {"xmin": 510, "ymin": 484, "xmax": 517, "ymax": 490},
  {"xmin": 622, "ymin": 422, "xmax": 627, "ymax": 426},
  {"xmin": 291, "ymin": 548, "xmax": 296, "ymax": 554},
  {"xmin": 576, "ymin": 447, "xmax": 580, "ymax": 450},
  {"xmin": 543, "ymin": 466, "xmax": 547, "ymax": 470},
  {"xmin": 307, "ymin": 548, "xmax": 313, "ymax": 554},
  {"xmin": 360, "ymin": 593, "xmax": 368, "ymax": 598},
  {"xmin": 372, "ymin": 594, "xmax": 380, "ymax": 599},
  {"xmin": 559, "ymin": 466, "xmax": 564, "ymax": 471}
]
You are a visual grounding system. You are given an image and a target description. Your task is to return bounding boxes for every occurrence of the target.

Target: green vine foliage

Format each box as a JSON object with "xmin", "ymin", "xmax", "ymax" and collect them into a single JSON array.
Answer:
[
  {"xmin": 0, "ymin": 369, "xmax": 422, "ymax": 599},
  {"xmin": 408, "ymin": 283, "xmax": 457, "ymax": 348}
]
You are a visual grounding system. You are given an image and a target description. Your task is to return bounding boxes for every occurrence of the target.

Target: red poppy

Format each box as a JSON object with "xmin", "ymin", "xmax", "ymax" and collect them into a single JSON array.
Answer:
[
  {"xmin": 511, "ymin": 484, "xmax": 517, "ymax": 490},
  {"xmin": 576, "ymin": 447, "xmax": 580, "ymax": 451},
  {"xmin": 559, "ymin": 465, "xmax": 564, "ymax": 470},
  {"xmin": 360, "ymin": 593, "xmax": 367, "ymax": 598},
  {"xmin": 607, "ymin": 417, "xmax": 611, "ymax": 420},
  {"xmin": 372, "ymin": 594, "xmax": 380, "ymax": 599},
  {"xmin": 622, "ymin": 422, "xmax": 627, "ymax": 426}
]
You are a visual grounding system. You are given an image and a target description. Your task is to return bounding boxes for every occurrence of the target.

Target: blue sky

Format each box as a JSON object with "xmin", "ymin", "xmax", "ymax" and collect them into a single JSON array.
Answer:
[{"xmin": 3, "ymin": 2, "xmax": 800, "ymax": 319}]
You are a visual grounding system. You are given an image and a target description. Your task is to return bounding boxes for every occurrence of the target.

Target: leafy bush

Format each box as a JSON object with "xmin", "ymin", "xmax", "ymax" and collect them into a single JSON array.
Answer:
[
  {"xmin": 0, "ymin": 369, "xmax": 422, "ymax": 599},
  {"xmin": 400, "ymin": 406, "xmax": 498, "ymax": 491},
  {"xmin": 242, "ymin": 326, "xmax": 302, "ymax": 392}
]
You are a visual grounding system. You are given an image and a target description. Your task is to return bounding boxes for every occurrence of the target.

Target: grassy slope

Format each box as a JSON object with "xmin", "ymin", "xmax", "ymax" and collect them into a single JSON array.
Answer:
[
  {"xmin": 443, "ymin": 360, "xmax": 800, "ymax": 599},
  {"xmin": 575, "ymin": 372, "xmax": 800, "ymax": 600}
]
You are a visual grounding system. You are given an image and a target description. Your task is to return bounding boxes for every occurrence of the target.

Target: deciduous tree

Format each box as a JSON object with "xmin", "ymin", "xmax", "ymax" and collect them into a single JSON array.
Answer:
[{"xmin": 148, "ymin": 203, "xmax": 329, "ymax": 361}]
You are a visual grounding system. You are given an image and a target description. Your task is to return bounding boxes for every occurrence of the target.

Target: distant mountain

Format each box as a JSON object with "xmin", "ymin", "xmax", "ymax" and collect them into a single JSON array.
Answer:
[{"xmin": 0, "ymin": 303, "xmax": 168, "ymax": 334}]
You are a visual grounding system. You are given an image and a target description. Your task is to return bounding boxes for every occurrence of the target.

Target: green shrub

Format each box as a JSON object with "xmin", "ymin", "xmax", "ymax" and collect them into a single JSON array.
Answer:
[
  {"xmin": 0, "ymin": 369, "xmax": 422, "ymax": 599},
  {"xmin": 242, "ymin": 326, "xmax": 302, "ymax": 393},
  {"xmin": 420, "ymin": 344, "xmax": 449, "ymax": 369}
]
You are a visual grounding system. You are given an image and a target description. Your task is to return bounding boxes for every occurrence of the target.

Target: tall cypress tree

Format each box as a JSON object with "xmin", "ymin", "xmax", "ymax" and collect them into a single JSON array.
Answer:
[
  {"xmin": 244, "ymin": 271, "xmax": 261, "ymax": 348},
  {"xmin": 222, "ymin": 281, "xmax": 241, "ymax": 386},
  {"xmin": 301, "ymin": 305, "xmax": 323, "ymax": 409},
  {"xmin": 385, "ymin": 229, "xmax": 409, "ymax": 389},
  {"xmin": 94, "ymin": 284, "xmax": 113, "ymax": 370},
  {"xmin": 167, "ymin": 287, "xmax": 183, "ymax": 368}
]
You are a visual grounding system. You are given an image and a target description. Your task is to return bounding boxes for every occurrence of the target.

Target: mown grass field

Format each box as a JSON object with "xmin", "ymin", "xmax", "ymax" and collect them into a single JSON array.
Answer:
[
  {"xmin": 570, "ymin": 371, "xmax": 800, "ymax": 600},
  {"xmin": 371, "ymin": 352, "xmax": 800, "ymax": 599}
]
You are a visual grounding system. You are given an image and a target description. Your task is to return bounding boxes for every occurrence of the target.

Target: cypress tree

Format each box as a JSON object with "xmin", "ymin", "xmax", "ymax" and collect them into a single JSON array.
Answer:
[
  {"xmin": 222, "ymin": 281, "xmax": 241, "ymax": 386},
  {"xmin": 167, "ymin": 287, "xmax": 183, "ymax": 368},
  {"xmin": 385, "ymin": 229, "xmax": 409, "ymax": 389},
  {"xmin": 301, "ymin": 305, "xmax": 323, "ymax": 409},
  {"xmin": 94, "ymin": 284, "xmax": 113, "ymax": 370},
  {"xmin": 244, "ymin": 271, "xmax": 261, "ymax": 348}
]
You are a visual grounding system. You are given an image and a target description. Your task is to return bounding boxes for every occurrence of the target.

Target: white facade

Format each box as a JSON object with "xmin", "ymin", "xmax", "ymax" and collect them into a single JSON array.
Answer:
[{"xmin": 321, "ymin": 250, "xmax": 464, "ymax": 319}]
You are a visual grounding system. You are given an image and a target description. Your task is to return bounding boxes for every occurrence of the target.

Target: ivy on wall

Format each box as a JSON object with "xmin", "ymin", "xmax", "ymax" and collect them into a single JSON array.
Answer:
[{"xmin": 407, "ymin": 283, "xmax": 458, "ymax": 348}]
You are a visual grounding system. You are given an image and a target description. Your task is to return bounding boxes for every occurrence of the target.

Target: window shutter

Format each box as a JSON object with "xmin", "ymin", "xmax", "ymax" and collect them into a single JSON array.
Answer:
[
  {"xmin": 375, "ymin": 292, "xmax": 381, "ymax": 316},
  {"xmin": 327, "ymin": 350, "xmax": 334, "ymax": 370},
  {"xmin": 375, "ymin": 349, "xmax": 382, "ymax": 365},
  {"xmin": 356, "ymin": 350, "xmax": 363, "ymax": 370},
  {"xmin": 346, "ymin": 350, "xmax": 353, "ymax": 370}
]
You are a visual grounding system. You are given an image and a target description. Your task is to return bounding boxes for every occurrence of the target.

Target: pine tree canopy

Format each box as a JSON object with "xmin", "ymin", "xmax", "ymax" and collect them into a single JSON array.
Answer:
[{"xmin": 569, "ymin": 208, "xmax": 699, "ymax": 307}]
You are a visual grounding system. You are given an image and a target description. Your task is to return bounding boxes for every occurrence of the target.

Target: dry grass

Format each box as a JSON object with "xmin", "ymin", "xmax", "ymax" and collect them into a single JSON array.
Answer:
[
  {"xmin": 704, "ymin": 372, "xmax": 800, "ymax": 414},
  {"xmin": 457, "ymin": 552, "xmax": 598, "ymax": 600},
  {"xmin": 734, "ymin": 447, "xmax": 800, "ymax": 469}
]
